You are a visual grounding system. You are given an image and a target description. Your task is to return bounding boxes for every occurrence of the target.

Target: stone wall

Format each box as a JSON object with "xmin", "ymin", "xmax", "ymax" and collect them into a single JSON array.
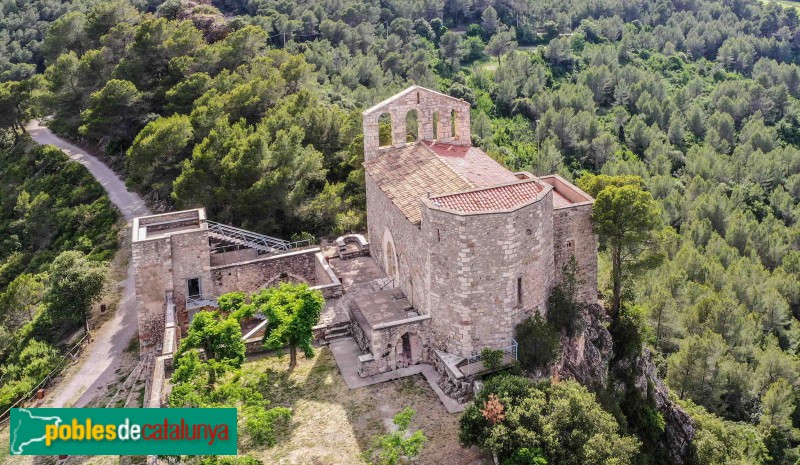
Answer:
[
  {"xmin": 356, "ymin": 318, "xmax": 432, "ymax": 377},
  {"xmin": 365, "ymin": 174, "xmax": 430, "ymax": 315},
  {"xmin": 133, "ymin": 236, "xmax": 173, "ymax": 350},
  {"xmin": 210, "ymin": 248, "xmax": 319, "ymax": 295},
  {"xmin": 552, "ymin": 204, "xmax": 598, "ymax": 305},
  {"xmin": 421, "ymin": 189, "xmax": 555, "ymax": 357},
  {"xmin": 169, "ymin": 229, "xmax": 214, "ymax": 328},
  {"xmin": 362, "ymin": 86, "xmax": 471, "ymax": 161},
  {"xmin": 210, "ymin": 248, "xmax": 258, "ymax": 267}
]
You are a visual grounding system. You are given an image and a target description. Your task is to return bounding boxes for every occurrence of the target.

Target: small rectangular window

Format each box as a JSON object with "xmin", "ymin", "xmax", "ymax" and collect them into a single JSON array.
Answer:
[
  {"xmin": 517, "ymin": 277, "xmax": 523, "ymax": 307},
  {"xmin": 187, "ymin": 278, "xmax": 201, "ymax": 297}
]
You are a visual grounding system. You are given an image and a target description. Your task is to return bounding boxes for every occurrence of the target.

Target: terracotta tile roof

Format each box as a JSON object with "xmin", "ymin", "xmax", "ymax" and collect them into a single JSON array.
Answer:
[
  {"xmin": 364, "ymin": 144, "xmax": 471, "ymax": 224},
  {"xmin": 552, "ymin": 190, "xmax": 573, "ymax": 208},
  {"xmin": 430, "ymin": 181, "xmax": 545, "ymax": 213},
  {"xmin": 422, "ymin": 141, "xmax": 519, "ymax": 187}
]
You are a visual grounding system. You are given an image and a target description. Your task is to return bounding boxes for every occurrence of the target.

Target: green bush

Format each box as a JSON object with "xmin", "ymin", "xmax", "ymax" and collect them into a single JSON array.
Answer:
[
  {"xmin": 481, "ymin": 348, "xmax": 504, "ymax": 371},
  {"xmin": 611, "ymin": 304, "xmax": 653, "ymax": 359},
  {"xmin": 516, "ymin": 313, "xmax": 561, "ymax": 372}
]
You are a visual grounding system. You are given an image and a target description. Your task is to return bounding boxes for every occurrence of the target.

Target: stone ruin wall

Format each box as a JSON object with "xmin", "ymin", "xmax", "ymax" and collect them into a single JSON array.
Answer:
[
  {"xmin": 132, "ymin": 227, "xmax": 212, "ymax": 351},
  {"xmin": 170, "ymin": 229, "xmax": 214, "ymax": 329},
  {"xmin": 362, "ymin": 87, "xmax": 472, "ymax": 161},
  {"xmin": 355, "ymin": 318, "xmax": 433, "ymax": 377},
  {"xmin": 421, "ymin": 190, "xmax": 555, "ymax": 357},
  {"xmin": 210, "ymin": 249, "xmax": 319, "ymax": 296}
]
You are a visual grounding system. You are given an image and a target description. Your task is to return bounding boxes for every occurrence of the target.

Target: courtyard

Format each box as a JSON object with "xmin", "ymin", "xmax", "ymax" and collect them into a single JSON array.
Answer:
[{"xmin": 241, "ymin": 348, "xmax": 485, "ymax": 465}]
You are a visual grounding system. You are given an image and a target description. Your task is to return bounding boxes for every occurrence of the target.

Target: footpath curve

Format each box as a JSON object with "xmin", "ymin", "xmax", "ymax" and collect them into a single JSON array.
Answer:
[{"xmin": 26, "ymin": 120, "xmax": 150, "ymax": 408}]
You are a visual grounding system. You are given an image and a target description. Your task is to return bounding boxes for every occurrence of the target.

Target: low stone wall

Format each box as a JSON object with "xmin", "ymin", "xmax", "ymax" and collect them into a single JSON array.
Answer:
[
  {"xmin": 433, "ymin": 352, "xmax": 474, "ymax": 403},
  {"xmin": 336, "ymin": 234, "xmax": 371, "ymax": 260},
  {"xmin": 210, "ymin": 248, "xmax": 320, "ymax": 295},
  {"xmin": 312, "ymin": 252, "xmax": 344, "ymax": 299},
  {"xmin": 210, "ymin": 248, "xmax": 258, "ymax": 267}
]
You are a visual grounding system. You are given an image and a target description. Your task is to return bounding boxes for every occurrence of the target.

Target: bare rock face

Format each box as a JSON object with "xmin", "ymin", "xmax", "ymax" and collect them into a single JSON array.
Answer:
[
  {"xmin": 554, "ymin": 304, "xmax": 696, "ymax": 465},
  {"xmin": 623, "ymin": 349, "xmax": 696, "ymax": 464},
  {"xmin": 553, "ymin": 303, "xmax": 613, "ymax": 390}
]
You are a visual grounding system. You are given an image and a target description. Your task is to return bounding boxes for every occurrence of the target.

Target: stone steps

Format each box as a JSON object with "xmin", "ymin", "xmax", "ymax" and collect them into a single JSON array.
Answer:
[
  {"xmin": 105, "ymin": 355, "xmax": 151, "ymax": 408},
  {"xmin": 323, "ymin": 322, "xmax": 351, "ymax": 343}
]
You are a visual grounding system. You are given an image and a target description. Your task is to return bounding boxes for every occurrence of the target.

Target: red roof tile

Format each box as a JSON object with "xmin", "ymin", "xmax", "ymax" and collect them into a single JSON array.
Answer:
[{"xmin": 431, "ymin": 181, "xmax": 545, "ymax": 213}]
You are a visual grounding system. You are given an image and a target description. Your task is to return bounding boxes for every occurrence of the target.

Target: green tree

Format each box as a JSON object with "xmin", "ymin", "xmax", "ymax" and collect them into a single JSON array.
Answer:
[
  {"xmin": 252, "ymin": 283, "xmax": 323, "ymax": 368},
  {"xmin": 460, "ymin": 375, "xmax": 640, "ymax": 464},
  {"xmin": 484, "ymin": 27, "xmax": 517, "ymax": 67},
  {"xmin": 516, "ymin": 314, "xmax": 560, "ymax": 372},
  {"xmin": 175, "ymin": 310, "xmax": 247, "ymax": 371},
  {"xmin": 126, "ymin": 114, "xmax": 193, "ymax": 193},
  {"xmin": 439, "ymin": 31, "xmax": 463, "ymax": 70},
  {"xmin": 0, "ymin": 273, "xmax": 44, "ymax": 329},
  {"xmin": 0, "ymin": 79, "xmax": 36, "ymax": 142},
  {"xmin": 666, "ymin": 331, "xmax": 731, "ymax": 406},
  {"xmin": 78, "ymin": 79, "xmax": 146, "ymax": 145},
  {"xmin": 364, "ymin": 407, "xmax": 427, "ymax": 465},
  {"xmin": 759, "ymin": 379, "xmax": 795, "ymax": 431},
  {"xmin": 589, "ymin": 178, "xmax": 663, "ymax": 316},
  {"xmin": 42, "ymin": 251, "xmax": 106, "ymax": 335},
  {"xmin": 481, "ymin": 6, "xmax": 499, "ymax": 36}
]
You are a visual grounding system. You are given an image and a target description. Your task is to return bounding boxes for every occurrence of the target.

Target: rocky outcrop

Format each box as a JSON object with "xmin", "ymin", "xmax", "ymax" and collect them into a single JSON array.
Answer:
[
  {"xmin": 613, "ymin": 350, "xmax": 696, "ymax": 464},
  {"xmin": 554, "ymin": 304, "xmax": 696, "ymax": 465},
  {"xmin": 553, "ymin": 303, "xmax": 613, "ymax": 390}
]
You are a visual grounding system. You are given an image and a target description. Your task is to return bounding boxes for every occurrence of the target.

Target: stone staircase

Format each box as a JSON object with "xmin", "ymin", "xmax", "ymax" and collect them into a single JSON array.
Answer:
[
  {"xmin": 323, "ymin": 321, "xmax": 351, "ymax": 343},
  {"xmin": 105, "ymin": 355, "xmax": 153, "ymax": 408}
]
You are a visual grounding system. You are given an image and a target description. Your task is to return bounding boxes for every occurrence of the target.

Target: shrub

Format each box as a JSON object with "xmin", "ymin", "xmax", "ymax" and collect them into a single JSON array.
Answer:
[
  {"xmin": 481, "ymin": 348, "xmax": 504, "ymax": 371},
  {"xmin": 516, "ymin": 313, "xmax": 560, "ymax": 372},
  {"xmin": 611, "ymin": 304, "xmax": 653, "ymax": 358}
]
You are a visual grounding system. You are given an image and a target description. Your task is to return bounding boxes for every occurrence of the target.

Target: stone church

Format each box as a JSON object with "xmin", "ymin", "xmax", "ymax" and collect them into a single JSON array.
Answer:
[{"xmin": 355, "ymin": 86, "xmax": 597, "ymax": 377}]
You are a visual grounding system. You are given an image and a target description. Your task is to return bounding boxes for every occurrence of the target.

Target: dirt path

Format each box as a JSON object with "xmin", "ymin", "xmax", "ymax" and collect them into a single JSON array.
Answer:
[{"xmin": 25, "ymin": 120, "xmax": 151, "ymax": 408}]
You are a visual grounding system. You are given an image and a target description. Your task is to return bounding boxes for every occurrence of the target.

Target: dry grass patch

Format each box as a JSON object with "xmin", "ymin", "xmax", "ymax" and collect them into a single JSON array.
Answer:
[{"xmin": 244, "ymin": 348, "xmax": 486, "ymax": 465}]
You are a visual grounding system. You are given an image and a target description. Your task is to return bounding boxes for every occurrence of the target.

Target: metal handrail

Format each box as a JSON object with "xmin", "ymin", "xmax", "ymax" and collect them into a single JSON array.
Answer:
[
  {"xmin": 205, "ymin": 220, "xmax": 291, "ymax": 252},
  {"xmin": 186, "ymin": 294, "xmax": 218, "ymax": 309},
  {"xmin": 379, "ymin": 277, "xmax": 396, "ymax": 290}
]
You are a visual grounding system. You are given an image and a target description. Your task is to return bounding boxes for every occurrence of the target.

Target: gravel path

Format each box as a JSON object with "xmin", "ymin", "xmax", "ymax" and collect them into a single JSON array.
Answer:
[{"xmin": 26, "ymin": 120, "xmax": 150, "ymax": 408}]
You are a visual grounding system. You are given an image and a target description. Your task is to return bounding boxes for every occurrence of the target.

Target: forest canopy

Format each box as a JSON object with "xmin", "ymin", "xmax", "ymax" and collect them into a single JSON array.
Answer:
[{"xmin": 0, "ymin": 0, "xmax": 799, "ymax": 462}]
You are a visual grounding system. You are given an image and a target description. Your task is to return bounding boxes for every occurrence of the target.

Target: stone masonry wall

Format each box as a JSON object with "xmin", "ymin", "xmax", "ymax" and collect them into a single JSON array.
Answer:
[
  {"xmin": 133, "ymin": 236, "xmax": 173, "ymax": 351},
  {"xmin": 169, "ymin": 229, "xmax": 213, "ymax": 330},
  {"xmin": 421, "ymin": 189, "xmax": 555, "ymax": 357},
  {"xmin": 210, "ymin": 249, "xmax": 318, "ymax": 296},
  {"xmin": 552, "ymin": 204, "xmax": 598, "ymax": 305},
  {"xmin": 363, "ymin": 86, "xmax": 471, "ymax": 161},
  {"xmin": 365, "ymin": 174, "xmax": 430, "ymax": 315}
]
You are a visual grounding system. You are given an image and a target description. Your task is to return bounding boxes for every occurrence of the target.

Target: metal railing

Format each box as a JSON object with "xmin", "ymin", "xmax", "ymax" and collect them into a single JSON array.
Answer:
[
  {"xmin": 462, "ymin": 340, "xmax": 519, "ymax": 377},
  {"xmin": 205, "ymin": 220, "xmax": 313, "ymax": 256},
  {"xmin": 206, "ymin": 220, "xmax": 291, "ymax": 253},
  {"xmin": 185, "ymin": 294, "xmax": 218, "ymax": 309}
]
